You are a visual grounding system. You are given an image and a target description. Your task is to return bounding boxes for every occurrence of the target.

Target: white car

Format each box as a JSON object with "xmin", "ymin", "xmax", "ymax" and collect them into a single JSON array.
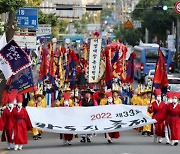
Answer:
[
  {"xmin": 145, "ymin": 70, "xmax": 155, "ymax": 85},
  {"xmin": 168, "ymin": 76, "xmax": 180, "ymax": 92}
]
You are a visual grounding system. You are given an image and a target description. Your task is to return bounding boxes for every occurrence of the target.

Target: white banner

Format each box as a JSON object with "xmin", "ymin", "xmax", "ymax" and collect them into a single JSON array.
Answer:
[
  {"xmin": 26, "ymin": 105, "xmax": 156, "ymax": 134},
  {"xmin": 14, "ymin": 35, "xmax": 37, "ymax": 49},
  {"xmin": 88, "ymin": 38, "xmax": 102, "ymax": 83}
]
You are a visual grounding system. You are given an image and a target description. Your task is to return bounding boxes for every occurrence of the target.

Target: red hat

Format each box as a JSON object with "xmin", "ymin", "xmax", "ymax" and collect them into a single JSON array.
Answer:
[
  {"xmin": 2, "ymin": 90, "xmax": 9, "ymax": 105},
  {"xmin": 106, "ymin": 91, "xmax": 112, "ymax": 98},
  {"xmin": 94, "ymin": 31, "xmax": 100, "ymax": 37},
  {"xmin": 173, "ymin": 92, "xmax": 180, "ymax": 99},
  {"xmin": 166, "ymin": 92, "xmax": 173, "ymax": 98},
  {"xmin": 63, "ymin": 92, "xmax": 71, "ymax": 100},
  {"xmin": 16, "ymin": 94, "xmax": 23, "ymax": 103},
  {"xmin": 154, "ymin": 89, "xmax": 161, "ymax": 96},
  {"xmin": 8, "ymin": 89, "xmax": 18, "ymax": 103}
]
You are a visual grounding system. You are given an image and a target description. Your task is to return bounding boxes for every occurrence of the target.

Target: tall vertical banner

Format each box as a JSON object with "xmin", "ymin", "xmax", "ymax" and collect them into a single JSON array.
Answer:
[{"xmin": 88, "ymin": 38, "xmax": 102, "ymax": 83}]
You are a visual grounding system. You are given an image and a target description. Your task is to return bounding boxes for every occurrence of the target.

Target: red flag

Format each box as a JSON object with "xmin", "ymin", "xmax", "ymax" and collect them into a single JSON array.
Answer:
[
  {"xmin": 48, "ymin": 45, "xmax": 55, "ymax": 84},
  {"xmin": 153, "ymin": 49, "xmax": 168, "ymax": 89},
  {"xmin": 38, "ymin": 49, "xmax": 49, "ymax": 83},
  {"xmin": 104, "ymin": 49, "xmax": 113, "ymax": 88},
  {"xmin": 126, "ymin": 52, "xmax": 136, "ymax": 84}
]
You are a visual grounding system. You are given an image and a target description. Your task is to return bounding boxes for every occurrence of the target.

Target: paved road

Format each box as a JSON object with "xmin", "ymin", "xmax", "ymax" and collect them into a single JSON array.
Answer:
[{"xmin": 0, "ymin": 130, "xmax": 179, "ymax": 154}]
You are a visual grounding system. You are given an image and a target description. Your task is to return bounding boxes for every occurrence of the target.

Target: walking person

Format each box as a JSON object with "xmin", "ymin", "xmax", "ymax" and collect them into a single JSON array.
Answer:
[
  {"xmin": 0, "ymin": 90, "xmax": 17, "ymax": 149},
  {"xmin": 13, "ymin": 94, "xmax": 32, "ymax": 150},
  {"xmin": 148, "ymin": 89, "xmax": 166, "ymax": 143},
  {"xmin": 79, "ymin": 88, "xmax": 98, "ymax": 143}
]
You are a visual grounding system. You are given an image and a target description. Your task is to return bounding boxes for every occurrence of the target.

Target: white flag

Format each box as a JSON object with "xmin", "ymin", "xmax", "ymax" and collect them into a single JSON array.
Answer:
[
  {"xmin": 0, "ymin": 33, "xmax": 7, "ymax": 50},
  {"xmin": 0, "ymin": 33, "xmax": 13, "ymax": 79},
  {"xmin": 0, "ymin": 55, "xmax": 13, "ymax": 79}
]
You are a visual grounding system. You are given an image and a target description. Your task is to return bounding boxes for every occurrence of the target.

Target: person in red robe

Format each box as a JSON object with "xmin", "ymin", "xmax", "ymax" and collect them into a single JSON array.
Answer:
[
  {"xmin": 154, "ymin": 92, "xmax": 180, "ymax": 146},
  {"xmin": 164, "ymin": 92, "xmax": 173, "ymax": 144},
  {"xmin": 0, "ymin": 90, "xmax": 17, "ymax": 150},
  {"xmin": 148, "ymin": 89, "xmax": 166, "ymax": 143},
  {"xmin": 100, "ymin": 91, "xmax": 120, "ymax": 143},
  {"xmin": 13, "ymin": 94, "xmax": 33, "ymax": 150}
]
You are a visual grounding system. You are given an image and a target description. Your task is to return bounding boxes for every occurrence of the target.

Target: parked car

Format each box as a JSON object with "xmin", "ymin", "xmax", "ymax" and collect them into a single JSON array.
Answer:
[{"xmin": 167, "ymin": 76, "xmax": 180, "ymax": 92}]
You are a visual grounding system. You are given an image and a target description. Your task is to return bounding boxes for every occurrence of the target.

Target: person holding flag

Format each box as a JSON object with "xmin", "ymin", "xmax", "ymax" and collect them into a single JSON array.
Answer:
[
  {"xmin": 148, "ymin": 89, "xmax": 166, "ymax": 143},
  {"xmin": 153, "ymin": 92, "xmax": 180, "ymax": 146}
]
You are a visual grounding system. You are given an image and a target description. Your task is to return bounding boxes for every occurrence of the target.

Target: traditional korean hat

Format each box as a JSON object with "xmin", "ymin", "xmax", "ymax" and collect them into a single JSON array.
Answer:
[
  {"xmin": 16, "ymin": 94, "xmax": 23, "ymax": 103},
  {"xmin": 106, "ymin": 91, "xmax": 112, "ymax": 98},
  {"xmin": 1, "ymin": 90, "xmax": 9, "ymax": 105},
  {"xmin": 173, "ymin": 92, "xmax": 180, "ymax": 99},
  {"xmin": 166, "ymin": 92, "xmax": 173, "ymax": 98},
  {"xmin": 82, "ymin": 88, "xmax": 94, "ymax": 94},
  {"xmin": 8, "ymin": 89, "xmax": 18, "ymax": 103},
  {"xmin": 34, "ymin": 86, "xmax": 44, "ymax": 99},
  {"xmin": 64, "ymin": 87, "xmax": 71, "ymax": 92},
  {"xmin": 154, "ymin": 89, "xmax": 161, "ymax": 96},
  {"xmin": 34, "ymin": 93, "xmax": 45, "ymax": 99},
  {"xmin": 63, "ymin": 92, "xmax": 71, "ymax": 100}
]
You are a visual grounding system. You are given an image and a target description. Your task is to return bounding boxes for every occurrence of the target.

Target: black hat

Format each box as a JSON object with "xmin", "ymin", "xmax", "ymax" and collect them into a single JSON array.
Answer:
[{"xmin": 82, "ymin": 88, "xmax": 94, "ymax": 94}]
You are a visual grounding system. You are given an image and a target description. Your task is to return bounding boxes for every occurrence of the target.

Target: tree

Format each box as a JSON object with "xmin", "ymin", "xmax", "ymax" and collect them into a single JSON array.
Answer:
[
  {"xmin": 100, "ymin": 8, "xmax": 112, "ymax": 24},
  {"xmin": 132, "ymin": 0, "xmax": 178, "ymax": 44},
  {"xmin": 0, "ymin": 0, "xmax": 26, "ymax": 42},
  {"xmin": 38, "ymin": 11, "xmax": 69, "ymax": 37},
  {"xmin": 114, "ymin": 23, "xmax": 142, "ymax": 46}
]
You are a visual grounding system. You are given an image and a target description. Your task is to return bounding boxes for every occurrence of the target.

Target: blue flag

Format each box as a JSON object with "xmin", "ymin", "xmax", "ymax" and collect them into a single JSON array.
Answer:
[
  {"xmin": 9, "ymin": 66, "xmax": 35, "ymax": 94},
  {"xmin": 70, "ymin": 58, "xmax": 76, "ymax": 88},
  {"xmin": 0, "ymin": 40, "xmax": 31, "ymax": 74}
]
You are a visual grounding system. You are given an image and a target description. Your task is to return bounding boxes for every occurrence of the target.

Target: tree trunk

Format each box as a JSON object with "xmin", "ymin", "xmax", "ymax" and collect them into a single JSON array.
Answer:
[{"xmin": 6, "ymin": 12, "xmax": 16, "ymax": 42}]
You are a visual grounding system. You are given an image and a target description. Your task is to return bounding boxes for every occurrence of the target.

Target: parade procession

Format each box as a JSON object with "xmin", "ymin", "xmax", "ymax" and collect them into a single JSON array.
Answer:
[{"xmin": 0, "ymin": 0, "xmax": 180, "ymax": 154}]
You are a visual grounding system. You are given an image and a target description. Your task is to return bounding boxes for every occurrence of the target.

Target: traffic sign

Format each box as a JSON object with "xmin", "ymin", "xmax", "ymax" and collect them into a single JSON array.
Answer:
[
  {"xmin": 133, "ymin": 20, "xmax": 142, "ymax": 28},
  {"xmin": 36, "ymin": 24, "xmax": 51, "ymax": 36},
  {"xmin": 14, "ymin": 35, "xmax": 37, "ymax": 49},
  {"xmin": 124, "ymin": 20, "xmax": 133, "ymax": 29},
  {"xmin": 175, "ymin": 1, "xmax": 180, "ymax": 14},
  {"xmin": 16, "ymin": 8, "xmax": 38, "ymax": 29}
]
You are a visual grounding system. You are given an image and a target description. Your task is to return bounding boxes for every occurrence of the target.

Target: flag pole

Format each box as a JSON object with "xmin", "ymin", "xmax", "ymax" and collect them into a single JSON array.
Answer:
[{"xmin": 149, "ymin": 46, "xmax": 160, "ymax": 105}]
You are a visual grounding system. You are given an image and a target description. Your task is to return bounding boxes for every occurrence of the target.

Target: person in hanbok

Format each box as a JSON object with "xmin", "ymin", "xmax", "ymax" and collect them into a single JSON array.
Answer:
[
  {"xmin": 56, "ymin": 92, "xmax": 74, "ymax": 145},
  {"xmin": 148, "ymin": 89, "xmax": 166, "ymax": 143},
  {"xmin": 100, "ymin": 91, "xmax": 120, "ymax": 143},
  {"xmin": 154, "ymin": 92, "xmax": 180, "ymax": 146},
  {"xmin": 0, "ymin": 90, "xmax": 17, "ymax": 149},
  {"xmin": 27, "ymin": 93, "xmax": 46, "ymax": 140},
  {"xmin": 79, "ymin": 88, "xmax": 98, "ymax": 143},
  {"xmin": 13, "ymin": 94, "xmax": 32, "ymax": 150}
]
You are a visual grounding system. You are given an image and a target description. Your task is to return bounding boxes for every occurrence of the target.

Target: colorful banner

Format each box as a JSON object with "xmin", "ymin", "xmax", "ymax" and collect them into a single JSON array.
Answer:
[
  {"xmin": 9, "ymin": 66, "xmax": 34, "ymax": 94},
  {"xmin": 88, "ymin": 38, "xmax": 102, "ymax": 83},
  {"xmin": 0, "ymin": 40, "xmax": 31, "ymax": 75},
  {"xmin": 26, "ymin": 105, "xmax": 156, "ymax": 134}
]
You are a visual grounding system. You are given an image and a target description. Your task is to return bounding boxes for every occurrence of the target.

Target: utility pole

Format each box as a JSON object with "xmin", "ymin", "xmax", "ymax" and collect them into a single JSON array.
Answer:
[
  {"xmin": 116, "ymin": 0, "xmax": 121, "ymax": 30},
  {"xmin": 176, "ymin": 17, "xmax": 180, "ymax": 71}
]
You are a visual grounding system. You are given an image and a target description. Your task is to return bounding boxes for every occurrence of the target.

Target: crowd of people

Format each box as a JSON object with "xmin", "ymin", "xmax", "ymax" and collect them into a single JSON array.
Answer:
[{"xmin": 0, "ymin": 80, "xmax": 180, "ymax": 150}]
